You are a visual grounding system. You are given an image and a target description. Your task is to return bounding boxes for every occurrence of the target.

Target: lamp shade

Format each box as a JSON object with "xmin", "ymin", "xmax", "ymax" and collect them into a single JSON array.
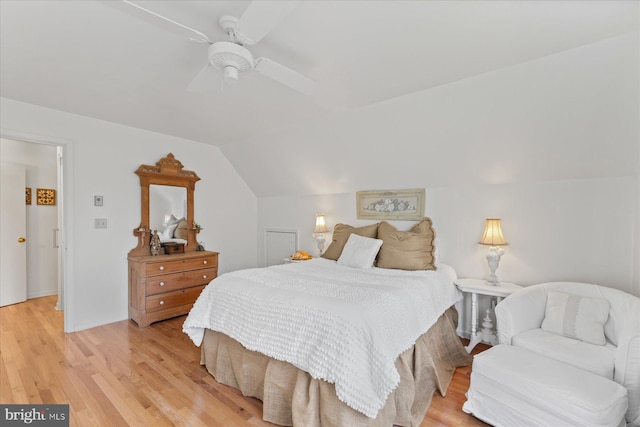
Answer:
[
  {"xmin": 479, "ymin": 218, "xmax": 508, "ymax": 246},
  {"xmin": 314, "ymin": 214, "xmax": 328, "ymax": 234}
]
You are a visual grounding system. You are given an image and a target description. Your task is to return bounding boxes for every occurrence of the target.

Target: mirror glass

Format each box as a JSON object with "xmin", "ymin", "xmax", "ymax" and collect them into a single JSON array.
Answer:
[{"xmin": 149, "ymin": 184, "xmax": 187, "ymax": 233}]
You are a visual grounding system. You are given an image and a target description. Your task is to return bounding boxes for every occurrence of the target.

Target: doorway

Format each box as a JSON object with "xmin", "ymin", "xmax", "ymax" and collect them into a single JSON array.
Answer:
[{"xmin": 0, "ymin": 136, "xmax": 67, "ymax": 329}]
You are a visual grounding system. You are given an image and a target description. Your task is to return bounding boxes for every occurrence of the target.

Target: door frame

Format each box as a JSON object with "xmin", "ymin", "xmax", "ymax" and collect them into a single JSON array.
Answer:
[{"xmin": 1, "ymin": 129, "xmax": 75, "ymax": 332}]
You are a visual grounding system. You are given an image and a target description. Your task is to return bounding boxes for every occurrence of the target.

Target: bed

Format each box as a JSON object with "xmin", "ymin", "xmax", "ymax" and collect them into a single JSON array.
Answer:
[{"xmin": 183, "ymin": 219, "xmax": 472, "ymax": 426}]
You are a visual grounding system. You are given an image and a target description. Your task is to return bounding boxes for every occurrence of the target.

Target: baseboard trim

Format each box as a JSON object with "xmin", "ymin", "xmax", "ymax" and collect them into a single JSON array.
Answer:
[{"xmin": 28, "ymin": 290, "xmax": 58, "ymax": 299}]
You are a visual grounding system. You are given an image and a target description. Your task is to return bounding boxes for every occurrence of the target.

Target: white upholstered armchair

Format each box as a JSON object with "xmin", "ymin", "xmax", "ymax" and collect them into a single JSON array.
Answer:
[{"xmin": 495, "ymin": 282, "xmax": 640, "ymax": 426}]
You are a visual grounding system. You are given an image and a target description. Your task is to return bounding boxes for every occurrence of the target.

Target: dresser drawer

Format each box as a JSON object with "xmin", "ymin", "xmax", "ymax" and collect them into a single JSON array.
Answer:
[
  {"xmin": 145, "ymin": 255, "xmax": 217, "ymax": 276},
  {"xmin": 145, "ymin": 285, "xmax": 205, "ymax": 313},
  {"xmin": 145, "ymin": 268, "xmax": 216, "ymax": 295}
]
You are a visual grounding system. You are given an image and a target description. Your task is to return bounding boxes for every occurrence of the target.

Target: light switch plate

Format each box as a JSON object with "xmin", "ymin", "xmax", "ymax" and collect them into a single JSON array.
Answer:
[
  {"xmin": 94, "ymin": 218, "xmax": 107, "ymax": 229},
  {"xmin": 94, "ymin": 195, "xmax": 103, "ymax": 206}
]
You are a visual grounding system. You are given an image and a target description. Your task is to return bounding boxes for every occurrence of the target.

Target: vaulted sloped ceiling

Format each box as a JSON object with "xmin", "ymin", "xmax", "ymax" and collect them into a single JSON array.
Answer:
[
  {"xmin": 1, "ymin": 1, "xmax": 638, "ymax": 197},
  {"xmin": 221, "ymin": 31, "xmax": 639, "ymax": 197}
]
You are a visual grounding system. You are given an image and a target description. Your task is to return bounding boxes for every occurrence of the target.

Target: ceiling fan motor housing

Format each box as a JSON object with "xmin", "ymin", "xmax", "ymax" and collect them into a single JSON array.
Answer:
[{"xmin": 208, "ymin": 41, "xmax": 254, "ymax": 80}]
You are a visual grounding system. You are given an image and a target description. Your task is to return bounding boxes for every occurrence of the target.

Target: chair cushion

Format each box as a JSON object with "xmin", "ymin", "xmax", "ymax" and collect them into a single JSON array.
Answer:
[
  {"xmin": 463, "ymin": 345, "xmax": 627, "ymax": 427},
  {"xmin": 513, "ymin": 328, "xmax": 616, "ymax": 379}
]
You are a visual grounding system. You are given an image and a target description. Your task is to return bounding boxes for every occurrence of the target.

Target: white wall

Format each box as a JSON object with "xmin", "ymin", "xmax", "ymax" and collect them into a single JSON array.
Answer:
[
  {"xmin": 1, "ymin": 138, "xmax": 58, "ymax": 299},
  {"xmin": 238, "ymin": 32, "xmax": 640, "ymax": 298},
  {"xmin": 1, "ymin": 98, "xmax": 257, "ymax": 331},
  {"xmin": 635, "ymin": 26, "xmax": 640, "ymax": 297},
  {"xmin": 635, "ymin": 134, "xmax": 640, "ymax": 297},
  {"xmin": 259, "ymin": 177, "xmax": 636, "ymax": 292}
]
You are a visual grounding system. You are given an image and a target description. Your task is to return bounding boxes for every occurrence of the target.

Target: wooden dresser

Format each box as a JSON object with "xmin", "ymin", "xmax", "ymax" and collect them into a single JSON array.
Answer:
[{"xmin": 128, "ymin": 251, "xmax": 219, "ymax": 327}]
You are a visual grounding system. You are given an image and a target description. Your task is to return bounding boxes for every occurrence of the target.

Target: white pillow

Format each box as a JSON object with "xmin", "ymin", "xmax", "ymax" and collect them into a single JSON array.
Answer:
[
  {"xmin": 159, "ymin": 223, "xmax": 179, "ymax": 240},
  {"xmin": 541, "ymin": 290, "xmax": 610, "ymax": 345},
  {"xmin": 164, "ymin": 214, "xmax": 176, "ymax": 225},
  {"xmin": 166, "ymin": 215, "xmax": 183, "ymax": 227},
  {"xmin": 337, "ymin": 234, "xmax": 383, "ymax": 269}
]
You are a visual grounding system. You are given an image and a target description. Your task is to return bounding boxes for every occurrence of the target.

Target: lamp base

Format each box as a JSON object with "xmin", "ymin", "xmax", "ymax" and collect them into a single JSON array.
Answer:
[
  {"xmin": 313, "ymin": 233, "xmax": 326, "ymax": 257},
  {"xmin": 486, "ymin": 246, "xmax": 505, "ymax": 286}
]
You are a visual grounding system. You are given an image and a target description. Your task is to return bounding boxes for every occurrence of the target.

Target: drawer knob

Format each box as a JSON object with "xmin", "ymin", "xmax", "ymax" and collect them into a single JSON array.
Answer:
[
  {"xmin": 203, "ymin": 275, "xmax": 207, "ymax": 279},
  {"xmin": 203, "ymin": 260, "xmax": 208, "ymax": 265},
  {"xmin": 159, "ymin": 300, "xmax": 165, "ymax": 306},
  {"xmin": 159, "ymin": 282, "xmax": 165, "ymax": 287},
  {"xmin": 159, "ymin": 266, "xmax": 165, "ymax": 271}
]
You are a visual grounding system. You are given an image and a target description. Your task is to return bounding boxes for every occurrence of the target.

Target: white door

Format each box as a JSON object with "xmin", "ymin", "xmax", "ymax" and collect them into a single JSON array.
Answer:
[
  {"xmin": 0, "ymin": 162, "xmax": 27, "ymax": 306},
  {"xmin": 265, "ymin": 229, "xmax": 298, "ymax": 266}
]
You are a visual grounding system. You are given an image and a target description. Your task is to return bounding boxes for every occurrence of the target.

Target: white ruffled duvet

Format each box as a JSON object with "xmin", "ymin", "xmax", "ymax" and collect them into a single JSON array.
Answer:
[{"xmin": 183, "ymin": 258, "xmax": 460, "ymax": 418}]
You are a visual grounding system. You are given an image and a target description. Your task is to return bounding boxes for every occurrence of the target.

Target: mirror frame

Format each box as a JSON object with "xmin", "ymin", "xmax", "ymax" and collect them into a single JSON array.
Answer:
[{"xmin": 129, "ymin": 153, "xmax": 200, "ymax": 256}]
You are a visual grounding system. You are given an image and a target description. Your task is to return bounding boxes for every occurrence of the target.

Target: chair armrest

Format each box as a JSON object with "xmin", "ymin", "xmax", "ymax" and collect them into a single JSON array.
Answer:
[
  {"xmin": 495, "ymin": 284, "xmax": 547, "ymax": 345},
  {"xmin": 615, "ymin": 333, "xmax": 640, "ymax": 426}
]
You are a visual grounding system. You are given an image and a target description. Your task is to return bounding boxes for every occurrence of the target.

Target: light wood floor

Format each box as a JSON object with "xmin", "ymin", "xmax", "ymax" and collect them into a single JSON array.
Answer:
[{"xmin": 1, "ymin": 296, "xmax": 489, "ymax": 426}]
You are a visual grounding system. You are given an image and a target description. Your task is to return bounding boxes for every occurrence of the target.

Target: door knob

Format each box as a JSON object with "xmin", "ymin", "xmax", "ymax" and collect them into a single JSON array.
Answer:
[{"xmin": 18, "ymin": 237, "xmax": 26, "ymax": 243}]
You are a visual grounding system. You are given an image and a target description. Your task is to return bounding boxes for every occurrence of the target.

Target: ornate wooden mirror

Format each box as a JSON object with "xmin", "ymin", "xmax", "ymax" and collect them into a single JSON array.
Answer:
[{"xmin": 129, "ymin": 153, "xmax": 200, "ymax": 256}]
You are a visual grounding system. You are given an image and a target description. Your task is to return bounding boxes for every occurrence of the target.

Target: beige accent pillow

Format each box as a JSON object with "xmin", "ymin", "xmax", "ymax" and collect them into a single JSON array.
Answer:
[
  {"xmin": 174, "ymin": 220, "xmax": 189, "ymax": 240},
  {"xmin": 322, "ymin": 223, "xmax": 379, "ymax": 261},
  {"xmin": 376, "ymin": 218, "xmax": 436, "ymax": 270}
]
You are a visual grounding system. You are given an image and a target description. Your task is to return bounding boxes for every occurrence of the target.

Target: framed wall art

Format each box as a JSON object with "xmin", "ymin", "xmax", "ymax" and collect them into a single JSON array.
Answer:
[
  {"xmin": 25, "ymin": 187, "xmax": 32, "ymax": 205},
  {"xmin": 36, "ymin": 188, "xmax": 56, "ymax": 206},
  {"xmin": 356, "ymin": 188, "xmax": 425, "ymax": 220}
]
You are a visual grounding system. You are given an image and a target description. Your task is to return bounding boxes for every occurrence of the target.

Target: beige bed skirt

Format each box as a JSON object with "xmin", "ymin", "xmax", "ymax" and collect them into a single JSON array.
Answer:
[{"xmin": 200, "ymin": 307, "xmax": 471, "ymax": 427}]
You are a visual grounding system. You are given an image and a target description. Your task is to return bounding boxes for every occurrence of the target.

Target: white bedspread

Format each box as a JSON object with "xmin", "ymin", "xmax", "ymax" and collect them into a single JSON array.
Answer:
[{"xmin": 183, "ymin": 258, "xmax": 461, "ymax": 418}]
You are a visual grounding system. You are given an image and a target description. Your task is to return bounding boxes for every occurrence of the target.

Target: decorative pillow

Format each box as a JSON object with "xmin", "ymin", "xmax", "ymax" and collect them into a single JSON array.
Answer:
[
  {"xmin": 541, "ymin": 290, "xmax": 610, "ymax": 345},
  {"xmin": 159, "ymin": 223, "xmax": 178, "ymax": 240},
  {"xmin": 337, "ymin": 234, "xmax": 384, "ymax": 269},
  {"xmin": 376, "ymin": 218, "xmax": 436, "ymax": 270},
  {"xmin": 166, "ymin": 214, "xmax": 181, "ymax": 226},
  {"xmin": 322, "ymin": 223, "xmax": 379, "ymax": 261},
  {"xmin": 174, "ymin": 220, "xmax": 189, "ymax": 240}
]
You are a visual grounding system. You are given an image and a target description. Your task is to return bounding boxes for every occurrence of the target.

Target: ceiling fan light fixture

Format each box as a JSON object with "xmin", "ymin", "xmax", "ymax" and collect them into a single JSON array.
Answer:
[
  {"xmin": 117, "ymin": 1, "xmax": 315, "ymax": 95},
  {"xmin": 223, "ymin": 65, "xmax": 239, "ymax": 81},
  {"xmin": 208, "ymin": 41, "xmax": 254, "ymax": 76}
]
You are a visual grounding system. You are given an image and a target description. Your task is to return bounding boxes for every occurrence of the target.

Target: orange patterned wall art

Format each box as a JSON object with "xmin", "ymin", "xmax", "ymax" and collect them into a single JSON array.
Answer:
[{"xmin": 36, "ymin": 188, "xmax": 56, "ymax": 205}]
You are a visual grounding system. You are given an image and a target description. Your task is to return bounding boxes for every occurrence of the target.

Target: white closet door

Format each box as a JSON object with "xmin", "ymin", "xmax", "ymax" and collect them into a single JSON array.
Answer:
[{"xmin": 265, "ymin": 229, "xmax": 297, "ymax": 266}]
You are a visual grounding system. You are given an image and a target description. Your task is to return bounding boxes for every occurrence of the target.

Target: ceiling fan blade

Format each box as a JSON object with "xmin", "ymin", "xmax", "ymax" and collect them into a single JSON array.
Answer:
[
  {"xmin": 102, "ymin": 0, "xmax": 212, "ymax": 43},
  {"xmin": 186, "ymin": 64, "xmax": 218, "ymax": 93},
  {"xmin": 235, "ymin": 1, "xmax": 298, "ymax": 45},
  {"xmin": 254, "ymin": 57, "xmax": 316, "ymax": 95}
]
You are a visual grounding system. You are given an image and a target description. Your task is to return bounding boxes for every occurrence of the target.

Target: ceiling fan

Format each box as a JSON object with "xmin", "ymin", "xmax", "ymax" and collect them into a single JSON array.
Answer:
[{"xmin": 116, "ymin": 0, "xmax": 316, "ymax": 95}]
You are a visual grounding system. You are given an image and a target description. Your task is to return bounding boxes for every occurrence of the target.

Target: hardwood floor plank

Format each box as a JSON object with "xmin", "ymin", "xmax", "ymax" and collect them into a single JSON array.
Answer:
[
  {"xmin": 73, "ymin": 408, "xmax": 99, "ymax": 427},
  {"xmin": 3, "ymin": 348, "xmax": 31, "ymax": 403},
  {"xmin": 1, "ymin": 296, "xmax": 490, "ymax": 426},
  {"xmin": 91, "ymin": 371, "xmax": 149, "ymax": 425},
  {"xmin": 66, "ymin": 364, "xmax": 129, "ymax": 425}
]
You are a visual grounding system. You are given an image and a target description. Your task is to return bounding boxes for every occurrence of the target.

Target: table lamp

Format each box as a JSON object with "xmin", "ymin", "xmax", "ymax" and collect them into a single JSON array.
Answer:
[
  {"xmin": 479, "ymin": 218, "xmax": 508, "ymax": 285},
  {"xmin": 313, "ymin": 213, "xmax": 329, "ymax": 256}
]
